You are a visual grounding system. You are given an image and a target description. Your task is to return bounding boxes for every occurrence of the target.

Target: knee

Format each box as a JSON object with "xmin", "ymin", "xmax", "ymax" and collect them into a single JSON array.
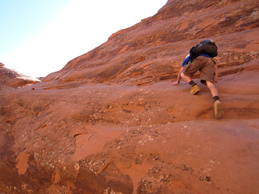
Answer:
[
  {"xmin": 206, "ymin": 81, "xmax": 214, "ymax": 88},
  {"xmin": 206, "ymin": 81, "xmax": 218, "ymax": 89},
  {"xmin": 206, "ymin": 80, "xmax": 213, "ymax": 86}
]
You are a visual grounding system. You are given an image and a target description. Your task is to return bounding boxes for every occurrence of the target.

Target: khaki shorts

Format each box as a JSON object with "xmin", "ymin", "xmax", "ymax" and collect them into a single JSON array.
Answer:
[{"xmin": 182, "ymin": 56, "xmax": 216, "ymax": 84}]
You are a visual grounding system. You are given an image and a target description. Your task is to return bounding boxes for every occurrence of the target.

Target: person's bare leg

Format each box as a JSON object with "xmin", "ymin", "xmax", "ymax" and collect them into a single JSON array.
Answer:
[
  {"xmin": 180, "ymin": 72, "xmax": 192, "ymax": 83},
  {"xmin": 205, "ymin": 80, "xmax": 218, "ymax": 97},
  {"xmin": 181, "ymin": 73, "xmax": 200, "ymax": 95}
]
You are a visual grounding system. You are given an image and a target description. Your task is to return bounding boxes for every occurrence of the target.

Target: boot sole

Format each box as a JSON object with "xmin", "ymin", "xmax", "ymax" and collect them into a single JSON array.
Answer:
[{"xmin": 215, "ymin": 102, "xmax": 224, "ymax": 119}]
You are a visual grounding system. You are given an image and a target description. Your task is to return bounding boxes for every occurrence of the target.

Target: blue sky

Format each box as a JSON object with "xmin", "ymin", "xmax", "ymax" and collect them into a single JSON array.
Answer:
[
  {"xmin": 0, "ymin": 0, "xmax": 70, "ymax": 56},
  {"xmin": 0, "ymin": 0, "xmax": 167, "ymax": 77}
]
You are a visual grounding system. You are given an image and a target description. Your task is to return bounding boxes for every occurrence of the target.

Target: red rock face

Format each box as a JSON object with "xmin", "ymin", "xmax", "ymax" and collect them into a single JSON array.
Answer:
[
  {"xmin": 1, "ymin": 0, "xmax": 259, "ymax": 193},
  {"xmin": 44, "ymin": 0, "xmax": 259, "ymax": 87}
]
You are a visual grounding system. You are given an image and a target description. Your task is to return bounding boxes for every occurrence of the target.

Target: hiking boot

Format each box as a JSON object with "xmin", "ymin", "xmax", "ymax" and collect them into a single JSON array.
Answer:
[
  {"xmin": 214, "ymin": 100, "xmax": 224, "ymax": 119},
  {"xmin": 190, "ymin": 84, "xmax": 200, "ymax": 95}
]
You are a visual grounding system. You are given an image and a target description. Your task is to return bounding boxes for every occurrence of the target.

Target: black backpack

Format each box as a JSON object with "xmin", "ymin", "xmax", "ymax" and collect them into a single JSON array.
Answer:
[{"xmin": 189, "ymin": 39, "xmax": 218, "ymax": 61}]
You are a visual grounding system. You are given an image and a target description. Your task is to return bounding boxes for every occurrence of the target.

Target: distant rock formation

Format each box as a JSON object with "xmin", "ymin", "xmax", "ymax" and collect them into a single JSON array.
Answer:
[{"xmin": 0, "ymin": 63, "xmax": 40, "ymax": 87}]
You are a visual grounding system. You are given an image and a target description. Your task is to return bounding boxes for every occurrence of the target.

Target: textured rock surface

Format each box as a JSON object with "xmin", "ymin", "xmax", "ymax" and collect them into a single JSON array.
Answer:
[
  {"xmin": 44, "ymin": 0, "xmax": 259, "ymax": 87},
  {"xmin": 1, "ymin": 0, "xmax": 259, "ymax": 193}
]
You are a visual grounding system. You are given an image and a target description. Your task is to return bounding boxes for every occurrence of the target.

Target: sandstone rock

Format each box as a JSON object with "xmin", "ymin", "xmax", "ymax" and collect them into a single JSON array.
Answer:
[
  {"xmin": 1, "ymin": 63, "xmax": 259, "ymax": 193},
  {"xmin": 43, "ymin": 0, "xmax": 259, "ymax": 87},
  {"xmin": 0, "ymin": 0, "xmax": 259, "ymax": 193}
]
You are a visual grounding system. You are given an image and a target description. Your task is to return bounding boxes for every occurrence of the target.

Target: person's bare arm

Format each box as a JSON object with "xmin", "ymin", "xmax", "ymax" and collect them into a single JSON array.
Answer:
[
  {"xmin": 172, "ymin": 67, "xmax": 184, "ymax": 85},
  {"xmin": 214, "ymin": 65, "xmax": 218, "ymax": 83}
]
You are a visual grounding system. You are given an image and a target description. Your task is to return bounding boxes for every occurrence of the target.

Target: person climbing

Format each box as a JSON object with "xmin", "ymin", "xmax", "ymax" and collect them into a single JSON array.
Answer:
[{"xmin": 172, "ymin": 39, "xmax": 224, "ymax": 119}]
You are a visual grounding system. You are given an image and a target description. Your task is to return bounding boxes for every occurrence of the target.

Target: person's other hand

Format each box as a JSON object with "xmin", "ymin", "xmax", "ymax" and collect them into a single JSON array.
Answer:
[{"xmin": 172, "ymin": 82, "xmax": 180, "ymax": 86}]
